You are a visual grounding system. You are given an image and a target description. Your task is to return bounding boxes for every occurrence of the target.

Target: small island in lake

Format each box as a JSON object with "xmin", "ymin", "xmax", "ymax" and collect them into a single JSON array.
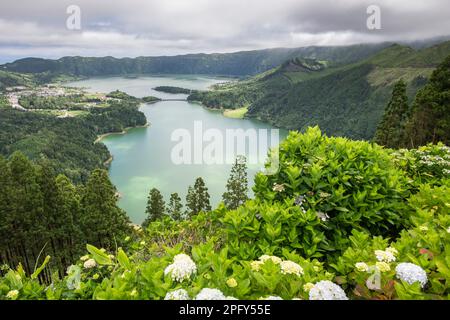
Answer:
[
  {"xmin": 107, "ymin": 90, "xmax": 161, "ymax": 103},
  {"xmin": 142, "ymin": 96, "xmax": 162, "ymax": 103},
  {"xmin": 153, "ymin": 86, "xmax": 192, "ymax": 94}
]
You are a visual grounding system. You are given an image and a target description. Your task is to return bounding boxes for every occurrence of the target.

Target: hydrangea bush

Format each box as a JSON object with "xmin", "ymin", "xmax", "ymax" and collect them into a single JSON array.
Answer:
[
  {"xmin": 251, "ymin": 127, "xmax": 410, "ymax": 255},
  {"xmin": 0, "ymin": 127, "xmax": 448, "ymax": 300},
  {"xmin": 391, "ymin": 143, "xmax": 450, "ymax": 186}
]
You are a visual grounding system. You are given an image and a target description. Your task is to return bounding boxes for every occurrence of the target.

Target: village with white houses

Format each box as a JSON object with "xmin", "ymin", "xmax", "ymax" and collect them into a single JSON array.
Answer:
[{"xmin": 3, "ymin": 84, "xmax": 112, "ymax": 117}]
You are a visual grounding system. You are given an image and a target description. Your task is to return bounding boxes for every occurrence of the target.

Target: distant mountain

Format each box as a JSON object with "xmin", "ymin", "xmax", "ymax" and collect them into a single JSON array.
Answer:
[
  {"xmin": 189, "ymin": 41, "xmax": 450, "ymax": 140},
  {"xmin": 0, "ymin": 43, "xmax": 392, "ymax": 77}
]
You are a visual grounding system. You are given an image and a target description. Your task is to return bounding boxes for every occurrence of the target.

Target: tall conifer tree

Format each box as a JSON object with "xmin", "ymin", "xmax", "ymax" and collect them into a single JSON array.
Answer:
[
  {"xmin": 222, "ymin": 155, "xmax": 249, "ymax": 209},
  {"xmin": 374, "ymin": 80, "xmax": 409, "ymax": 148},
  {"xmin": 403, "ymin": 55, "xmax": 450, "ymax": 147},
  {"xmin": 142, "ymin": 188, "xmax": 166, "ymax": 226},
  {"xmin": 167, "ymin": 193, "xmax": 183, "ymax": 220},
  {"xmin": 80, "ymin": 169, "xmax": 130, "ymax": 248},
  {"xmin": 185, "ymin": 177, "xmax": 211, "ymax": 217}
]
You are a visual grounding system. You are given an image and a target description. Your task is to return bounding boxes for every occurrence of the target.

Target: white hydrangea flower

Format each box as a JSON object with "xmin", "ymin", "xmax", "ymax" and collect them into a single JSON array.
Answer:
[
  {"xmin": 446, "ymin": 227, "xmax": 450, "ymax": 234},
  {"xmin": 164, "ymin": 254, "xmax": 197, "ymax": 283},
  {"xmin": 164, "ymin": 289, "xmax": 191, "ymax": 300},
  {"xmin": 303, "ymin": 283, "xmax": 315, "ymax": 292},
  {"xmin": 386, "ymin": 247, "xmax": 398, "ymax": 256},
  {"xmin": 309, "ymin": 281, "xmax": 348, "ymax": 300},
  {"xmin": 375, "ymin": 249, "xmax": 396, "ymax": 263},
  {"xmin": 259, "ymin": 255, "xmax": 282, "ymax": 264},
  {"xmin": 6, "ymin": 290, "xmax": 19, "ymax": 299},
  {"xmin": 395, "ymin": 263, "xmax": 428, "ymax": 288},
  {"xmin": 251, "ymin": 260, "xmax": 264, "ymax": 271},
  {"xmin": 83, "ymin": 258, "xmax": 97, "ymax": 269},
  {"xmin": 376, "ymin": 262, "xmax": 391, "ymax": 272},
  {"xmin": 226, "ymin": 278, "xmax": 238, "ymax": 287},
  {"xmin": 280, "ymin": 260, "xmax": 304, "ymax": 276},
  {"xmin": 355, "ymin": 262, "xmax": 369, "ymax": 272},
  {"xmin": 195, "ymin": 288, "xmax": 226, "ymax": 300}
]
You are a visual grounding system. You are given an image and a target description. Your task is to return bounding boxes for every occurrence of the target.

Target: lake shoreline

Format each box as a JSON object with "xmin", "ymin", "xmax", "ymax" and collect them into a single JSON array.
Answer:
[
  {"xmin": 97, "ymin": 122, "xmax": 150, "ymax": 167},
  {"xmin": 95, "ymin": 122, "xmax": 150, "ymax": 144},
  {"xmin": 188, "ymin": 100, "xmax": 238, "ymax": 118}
]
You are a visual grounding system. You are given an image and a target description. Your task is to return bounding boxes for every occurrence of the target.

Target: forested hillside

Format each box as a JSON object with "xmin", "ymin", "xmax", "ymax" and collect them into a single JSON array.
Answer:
[
  {"xmin": 0, "ymin": 70, "xmax": 35, "ymax": 90},
  {"xmin": 1, "ymin": 43, "xmax": 391, "ymax": 77},
  {"xmin": 189, "ymin": 41, "xmax": 450, "ymax": 140},
  {"xmin": 0, "ymin": 153, "xmax": 131, "ymax": 281},
  {"xmin": 375, "ymin": 54, "xmax": 450, "ymax": 148},
  {"xmin": 0, "ymin": 95, "xmax": 146, "ymax": 183}
]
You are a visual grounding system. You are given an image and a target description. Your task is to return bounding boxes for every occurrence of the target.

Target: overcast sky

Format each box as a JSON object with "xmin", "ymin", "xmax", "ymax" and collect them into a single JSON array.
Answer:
[{"xmin": 0, "ymin": 0, "xmax": 449, "ymax": 63}]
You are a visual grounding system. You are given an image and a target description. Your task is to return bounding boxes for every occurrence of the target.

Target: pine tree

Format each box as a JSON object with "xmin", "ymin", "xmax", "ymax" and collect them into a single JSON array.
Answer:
[
  {"xmin": 185, "ymin": 177, "xmax": 211, "ymax": 217},
  {"xmin": 167, "ymin": 192, "xmax": 183, "ymax": 220},
  {"xmin": 222, "ymin": 155, "xmax": 249, "ymax": 209},
  {"xmin": 4, "ymin": 152, "xmax": 44, "ymax": 275},
  {"xmin": 80, "ymin": 169, "xmax": 130, "ymax": 248},
  {"xmin": 142, "ymin": 188, "xmax": 166, "ymax": 226},
  {"xmin": 54, "ymin": 174, "xmax": 83, "ymax": 268},
  {"xmin": 374, "ymin": 80, "xmax": 409, "ymax": 148},
  {"xmin": 185, "ymin": 185, "xmax": 196, "ymax": 218},
  {"xmin": 0, "ymin": 156, "xmax": 12, "ymax": 269},
  {"xmin": 194, "ymin": 177, "xmax": 211, "ymax": 213},
  {"xmin": 36, "ymin": 161, "xmax": 66, "ymax": 276},
  {"xmin": 0, "ymin": 153, "xmax": 135, "ymax": 279},
  {"xmin": 403, "ymin": 55, "xmax": 450, "ymax": 147}
]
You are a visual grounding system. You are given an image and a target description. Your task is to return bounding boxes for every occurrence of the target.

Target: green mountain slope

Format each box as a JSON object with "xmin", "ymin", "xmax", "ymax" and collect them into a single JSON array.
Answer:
[
  {"xmin": 0, "ymin": 43, "xmax": 391, "ymax": 77},
  {"xmin": 0, "ymin": 70, "xmax": 35, "ymax": 90},
  {"xmin": 189, "ymin": 41, "xmax": 450, "ymax": 140}
]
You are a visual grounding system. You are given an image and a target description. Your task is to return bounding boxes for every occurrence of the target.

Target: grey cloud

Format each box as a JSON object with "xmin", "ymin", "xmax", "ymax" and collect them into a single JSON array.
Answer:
[{"xmin": 0, "ymin": 0, "xmax": 449, "ymax": 62}]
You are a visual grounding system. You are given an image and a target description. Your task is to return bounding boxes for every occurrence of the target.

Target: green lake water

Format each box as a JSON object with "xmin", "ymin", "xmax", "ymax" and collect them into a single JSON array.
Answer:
[{"xmin": 68, "ymin": 75, "xmax": 287, "ymax": 223}]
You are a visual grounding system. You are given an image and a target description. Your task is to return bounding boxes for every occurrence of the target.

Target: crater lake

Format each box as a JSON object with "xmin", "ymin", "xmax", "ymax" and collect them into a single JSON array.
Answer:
[{"xmin": 68, "ymin": 75, "xmax": 287, "ymax": 223}]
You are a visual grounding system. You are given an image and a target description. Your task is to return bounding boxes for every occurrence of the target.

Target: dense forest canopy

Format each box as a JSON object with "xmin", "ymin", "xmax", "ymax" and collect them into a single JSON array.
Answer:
[
  {"xmin": 0, "ymin": 93, "xmax": 146, "ymax": 183},
  {"xmin": 0, "ymin": 153, "xmax": 131, "ymax": 281}
]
